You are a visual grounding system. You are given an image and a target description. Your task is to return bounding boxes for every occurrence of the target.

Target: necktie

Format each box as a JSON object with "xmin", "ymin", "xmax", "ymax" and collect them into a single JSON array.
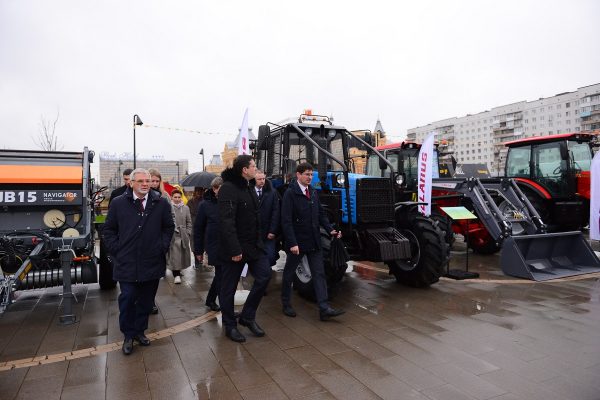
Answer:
[
  {"xmin": 305, "ymin": 188, "xmax": 310, "ymax": 199},
  {"xmin": 135, "ymin": 198, "xmax": 144, "ymax": 212},
  {"xmin": 257, "ymin": 189, "xmax": 262, "ymax": 199}
]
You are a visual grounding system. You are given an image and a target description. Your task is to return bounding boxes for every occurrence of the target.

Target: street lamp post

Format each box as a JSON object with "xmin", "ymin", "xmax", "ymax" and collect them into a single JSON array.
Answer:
[
  {"xmin": 133, "ymin": 114, "xmax": 143, "ymax": 168},
  {"xmin": 199, "ymin": 149, "xmax": 205, "ymax": 171},
  {"xmin": 175, "ymin": 161, "xmax": 180, "ymax": 184}
]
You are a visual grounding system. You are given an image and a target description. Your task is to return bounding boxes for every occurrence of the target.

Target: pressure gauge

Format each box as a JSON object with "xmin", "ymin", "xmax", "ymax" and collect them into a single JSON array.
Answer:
[
  {"xmin": 43, "ymin": 209, "xmax": 66, "ymax": 228},
  {"xmin": 62, "ymin": 228, "xmax": 80, "ymax": 238}
]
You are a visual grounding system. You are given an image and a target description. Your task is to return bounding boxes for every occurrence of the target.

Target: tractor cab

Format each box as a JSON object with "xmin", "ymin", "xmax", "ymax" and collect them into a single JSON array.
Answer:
[
  {"xmin": 366, "ymin": 142, "xmax": 440, "ymax": 193},
  {"xmin": 504, "ymin": 132, "xmax": 595, "ymax": 230}
]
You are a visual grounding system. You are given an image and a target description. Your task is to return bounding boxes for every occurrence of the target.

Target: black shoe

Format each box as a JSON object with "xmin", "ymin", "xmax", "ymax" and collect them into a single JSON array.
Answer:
[
  {"xmin": 225, "ymin": 327, "xmax": 246, "ymax": 343},
  {"xmin": 122, "ymin": 338, "xmax": 134, "ymax": 355},
  {"xmin": 205, "ymin": 301, "xmax": 221, "ymax": 312},
  {"xmin": 320, "ymin": 307, "xmax": 345, "ymax": 321},
  {"xmin": 151, "ymin": 305, "xmax": 159, "ymax": 315},
  {"xmin": 133, "ymin": 334, "xmax": 151, "ymax": 346},
  {"xmin": 238, "ymin": 318, "xmax": 265, "ymax": 337},
  {"xmin": 283, "ymin": 305, "xmax": 297, "ymax": 318}
]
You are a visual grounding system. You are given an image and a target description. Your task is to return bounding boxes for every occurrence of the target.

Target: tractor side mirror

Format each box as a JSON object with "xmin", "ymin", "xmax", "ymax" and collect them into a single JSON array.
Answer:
[
  {"xmin": 379, "ymin": 156, "xmax": 388, "ymax": 170},
  {"xmin": 258, "ymin": 125, "xmax": 270, "ymax": 150},
  {"xmin": 364, "ymin": 132, "xmax": 373, "ymax": 146}
]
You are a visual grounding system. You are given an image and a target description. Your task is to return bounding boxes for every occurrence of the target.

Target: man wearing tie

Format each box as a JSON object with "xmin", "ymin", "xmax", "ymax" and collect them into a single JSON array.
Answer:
[
  {"xmin": 280, "ymin": 162, "xmax": 345, "ymax": 321},
  {"xmin": 102, "ymin": 168, "xmax": 175, "ymax": 355},
  {"xmin": 252, "ymin": 170, "xmax": 280, "ymax": 267}
]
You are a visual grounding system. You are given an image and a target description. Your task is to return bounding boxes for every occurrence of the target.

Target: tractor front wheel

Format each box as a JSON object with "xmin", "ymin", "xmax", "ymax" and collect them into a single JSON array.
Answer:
[{"xmin": 388, "ymin": 215, "xmax": 447, "ymax": 288}]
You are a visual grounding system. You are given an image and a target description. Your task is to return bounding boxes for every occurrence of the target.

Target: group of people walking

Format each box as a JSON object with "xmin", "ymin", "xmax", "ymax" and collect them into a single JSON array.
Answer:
[{"xmin": 103, "ymin": 154, "xmax": 345, "ymax": 354}]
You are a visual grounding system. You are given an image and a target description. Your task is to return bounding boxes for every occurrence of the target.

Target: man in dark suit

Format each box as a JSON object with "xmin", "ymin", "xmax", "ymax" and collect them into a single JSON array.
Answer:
[
  {"xmin": 280, "ymin": 162, "xmax": 345, "ymax": 321},
  {"xmin": 108, "ymin": 168, "xmax": 133, "ymax": 205},
  {"xmin": 219, "ymin": 155, "xmax": 271, "ymax": 343},
  {"xmin": 252, "ymin": 170, "xmax": 280, "ymax": 267},
  {"xmin": 102, "ymin": 168, "xmax": 175, "ymax": 355}
]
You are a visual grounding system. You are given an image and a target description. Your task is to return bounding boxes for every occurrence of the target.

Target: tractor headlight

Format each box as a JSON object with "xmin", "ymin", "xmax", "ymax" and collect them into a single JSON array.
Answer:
[
  {"xmin": 304, "ymin": 128, "xmax": 313, "ymax": 136},
  {"xmin": 328, "ymin": 129, "xmax": 337, "ymax": 138},
  {"xmin": 396, "ymin": 174, "xmax": 404, "ymax": 186},
  {"xmin": 334, "ymin": 173, "xmax": 346, "ymax": 187}
]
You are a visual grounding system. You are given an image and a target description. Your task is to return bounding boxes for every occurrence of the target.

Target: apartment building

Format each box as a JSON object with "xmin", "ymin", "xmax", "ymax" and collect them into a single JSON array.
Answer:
[{"xmin": 407, "ymin": 83, "xmax": 600, "ymax": 175}]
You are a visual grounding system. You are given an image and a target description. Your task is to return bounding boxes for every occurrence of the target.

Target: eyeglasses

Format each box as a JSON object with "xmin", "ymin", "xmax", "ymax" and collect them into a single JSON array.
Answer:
[{"xmin": 133, "ymin": 179, "xmax": 151, "ymax": 184}]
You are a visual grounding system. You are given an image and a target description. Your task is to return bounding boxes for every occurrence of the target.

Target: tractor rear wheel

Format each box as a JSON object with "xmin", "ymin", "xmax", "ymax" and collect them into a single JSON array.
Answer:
[
  {"xmin": 293, "ymin": 229, "xmax": 347, "ymax": 301},
  {"xmin": 431, "ymin": 209, "xmax": 455, "ymax": 249},
  {"xmin": 388, "ymin": 214, "xmax": 447, "ymax": 288}
]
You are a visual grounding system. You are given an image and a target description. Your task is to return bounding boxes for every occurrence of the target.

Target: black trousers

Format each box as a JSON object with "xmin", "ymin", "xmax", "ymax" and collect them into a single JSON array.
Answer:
[
  {"xmin": 118, "ymin": 279, "xmax": 160, "ymax": 339},
  {"xmin": 206, "ymin": 265, "xmax": 222, "ymax": 304},
  {"xmin": 282, "ymin": 250, "xmax": 329, "ymax": 311},
  {"xmin": 219, "ymin": 255, "xmax": 271, "ymax": 329}
]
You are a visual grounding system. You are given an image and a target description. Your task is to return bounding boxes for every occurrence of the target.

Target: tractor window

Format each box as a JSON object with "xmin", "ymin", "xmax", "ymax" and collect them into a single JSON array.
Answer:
[
  {"xmin": 506, "ymin": 146, "xmax": 531, "ymax": 177},
  {"xmin": 365, "ymin": 153, "xmax": 398, "ymax": 177},
  {"xmin": 568, "ymin": 141, "xmax": 592, "ymax": 172},
  {"xmin": 533, "ymin": 142, "xmax": 564, "ymax": 178},
  {"xmin": 366, "ymin": 154, "xmax": 382, "ymax": 177}
]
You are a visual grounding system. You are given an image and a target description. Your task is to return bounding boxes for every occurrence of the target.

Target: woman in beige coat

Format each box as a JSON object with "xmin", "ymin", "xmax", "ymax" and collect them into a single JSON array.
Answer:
[{"xmin": 168, "ymin": 189, "xmax": 192, "ymax": 283}]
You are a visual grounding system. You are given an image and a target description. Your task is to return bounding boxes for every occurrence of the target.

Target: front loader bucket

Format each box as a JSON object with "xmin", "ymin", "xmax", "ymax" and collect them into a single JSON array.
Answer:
[{"xmin": 500, "ymin": 231, "xmax": 600, "ymax": 281}]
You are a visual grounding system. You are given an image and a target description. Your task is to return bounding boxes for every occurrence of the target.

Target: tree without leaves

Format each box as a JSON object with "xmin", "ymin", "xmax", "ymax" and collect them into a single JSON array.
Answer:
[{"xmin": 34, "ymin": 111, "xmax": 63, "ymax": 151}]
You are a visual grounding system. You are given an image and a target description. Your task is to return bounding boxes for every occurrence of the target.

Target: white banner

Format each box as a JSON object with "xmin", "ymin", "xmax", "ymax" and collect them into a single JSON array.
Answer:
[
  {"xmin": 238, "ymin": 108, "xmax": 250, "ymax": 155},
  {"xmin": 590, "ymin": 151, "xmax": 600, "ymax": 240},
  {"xmin": 417, "ymin": 132, "xmax": 435, "ymax": 216}
]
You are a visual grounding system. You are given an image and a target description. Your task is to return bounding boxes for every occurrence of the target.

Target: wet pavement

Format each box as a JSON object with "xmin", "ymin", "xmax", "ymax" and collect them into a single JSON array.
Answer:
[{"xmin": 1, "ymin": 238, "xmax": 600, "ymax": 400}]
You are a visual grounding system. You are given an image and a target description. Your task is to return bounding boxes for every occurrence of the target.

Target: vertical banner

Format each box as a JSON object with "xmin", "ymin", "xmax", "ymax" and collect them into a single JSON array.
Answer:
[
  {"xmin": 417, "ymin": 132, "xmax": 435, "ymax": 216},
  {"xmin": 239, "ymin": 108, "xmax": 250, "ymax": 277},
  {"xmin": 238, "ymin": 108, "xmax": 250, "ymax": 155},
  {"xmin": 590, "ymin": 151, "xmax": 600, "ymax": 240}
]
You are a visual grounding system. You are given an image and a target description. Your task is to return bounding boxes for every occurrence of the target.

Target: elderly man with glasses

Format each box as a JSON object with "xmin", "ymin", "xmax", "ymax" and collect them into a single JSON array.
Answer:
[{"xmin": 102, "ymin": 168, "xmax": 175, "ymax": 355}]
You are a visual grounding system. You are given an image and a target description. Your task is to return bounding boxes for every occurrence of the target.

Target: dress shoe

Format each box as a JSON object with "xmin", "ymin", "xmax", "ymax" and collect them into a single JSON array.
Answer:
[
  {"xmin": 238, "ymin": 318, "xmax": 265, "ymax": 337},
  {"xmin": 205, "ymin": 301, "xmax": 221, "ymax": 312},
  {"xmin": 282, "ymin": 305, "xmax": 297, "ymax": 318},
  {"xmin": 225, "ymin": 327, "xmax": 246, "ymax": 343},
  {"xmin": 151, "ymin": 305, "xmax": 159, "ymax": 315},
  {"xmin": 122, "ymin": 338, "xmax": 134, "ymax": 355},
  {"xmin": 133, "ymin": 334, "xmax": 151, "ymax": 346},
  {"xmin": 319, "ymin": 307, "xmax": 345, "ymax": 321}
]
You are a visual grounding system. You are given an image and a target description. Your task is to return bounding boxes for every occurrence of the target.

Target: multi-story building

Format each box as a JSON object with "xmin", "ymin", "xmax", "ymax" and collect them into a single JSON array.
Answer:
[
  {"xmin": 407, "ymin": 83, "xmax": 600, "ymax": 175},
  {"xmin": 99, "ymin": 154, "xmax": 189, "ymax": 190}
]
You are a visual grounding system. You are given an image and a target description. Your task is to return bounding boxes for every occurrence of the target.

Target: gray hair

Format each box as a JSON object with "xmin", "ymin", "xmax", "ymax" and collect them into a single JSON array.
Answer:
[
  {"xmin": 130, "ymin": 168, "xmax": 150, "ymax": 182},
  {"xmin": 211, "ymin": 176, "xmax": 223, "ymax": 188}
]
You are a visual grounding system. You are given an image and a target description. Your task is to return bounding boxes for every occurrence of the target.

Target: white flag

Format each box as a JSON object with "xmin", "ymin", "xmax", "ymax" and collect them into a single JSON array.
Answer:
[
  {"xmin": 238, "ymin": 108, "xmax": 250, "ymax": 275},
  {"xmin": 238, "ymin": 108, "xmax": 250, "ymax": 155},
  {"xmin": 417, "ymin": 132, "xmax": 435, "ymax": 216},
  {"xmin": 590, "ymin": 151, "xmax": 600, "ymax": 240}
]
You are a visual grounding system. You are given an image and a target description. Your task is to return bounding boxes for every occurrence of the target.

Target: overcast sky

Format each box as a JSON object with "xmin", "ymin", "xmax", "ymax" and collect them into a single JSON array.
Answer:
[{"xmin": 1, "ymin": 0, "xmax": 599, "ymax": 177}]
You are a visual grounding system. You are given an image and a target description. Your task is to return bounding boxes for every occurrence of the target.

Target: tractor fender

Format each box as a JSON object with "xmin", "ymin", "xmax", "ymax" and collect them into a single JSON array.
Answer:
[
  {"xmin": 394, "ymin": 201, "xmax": 426, "ymax": 228},
  {"xmin": 514, "ymin": 178, "xmax": 552, "ymax": 200}
]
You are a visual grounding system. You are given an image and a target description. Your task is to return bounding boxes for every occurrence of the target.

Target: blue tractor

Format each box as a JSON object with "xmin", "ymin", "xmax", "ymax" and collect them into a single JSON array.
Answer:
[{"xmin": 255, "ymin": 114, "xmax": 448, "ymax": 297}]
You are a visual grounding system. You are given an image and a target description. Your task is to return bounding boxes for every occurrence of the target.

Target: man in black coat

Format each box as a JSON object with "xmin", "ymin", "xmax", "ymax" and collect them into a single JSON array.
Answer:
[
  {"xmin": 102, "ymin": 168, "xmax": 175, "ymax": 355},
  {"xmin": 251, "ymin": 170, "xmax": 280, "ymax": 266},
  {"xmin": 219, "ymin": 155, "xmax": 271, "ymax": 343},
  {"xmin": 108, "ymin": 168, "xmax": 133, "ymax": 205},
  {"xmin": 280, "ymin": 162, "xmax": 345, "ymax": 321}
]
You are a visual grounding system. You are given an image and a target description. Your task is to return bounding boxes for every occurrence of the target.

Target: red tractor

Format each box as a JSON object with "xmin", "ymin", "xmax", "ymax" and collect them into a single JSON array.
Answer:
[
  {"xmin": 504, "ymin": 132, "xmax": 596, "ymax": 232},
  {"xmin": 365, "ymin": 140, "xmax": 600, "ymax": 281}
]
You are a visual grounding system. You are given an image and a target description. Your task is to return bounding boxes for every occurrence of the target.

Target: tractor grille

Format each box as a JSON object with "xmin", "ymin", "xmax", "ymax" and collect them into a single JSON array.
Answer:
[{"xmin": 356, "ymin": 178, "xmax": 394, "ymax": 224}]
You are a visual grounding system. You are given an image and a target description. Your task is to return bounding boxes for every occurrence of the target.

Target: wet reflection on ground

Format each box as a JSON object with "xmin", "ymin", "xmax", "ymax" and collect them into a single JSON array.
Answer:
[{"xmin": 1, "ymin": 237, "xmax": 599, "ymax": 399}]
